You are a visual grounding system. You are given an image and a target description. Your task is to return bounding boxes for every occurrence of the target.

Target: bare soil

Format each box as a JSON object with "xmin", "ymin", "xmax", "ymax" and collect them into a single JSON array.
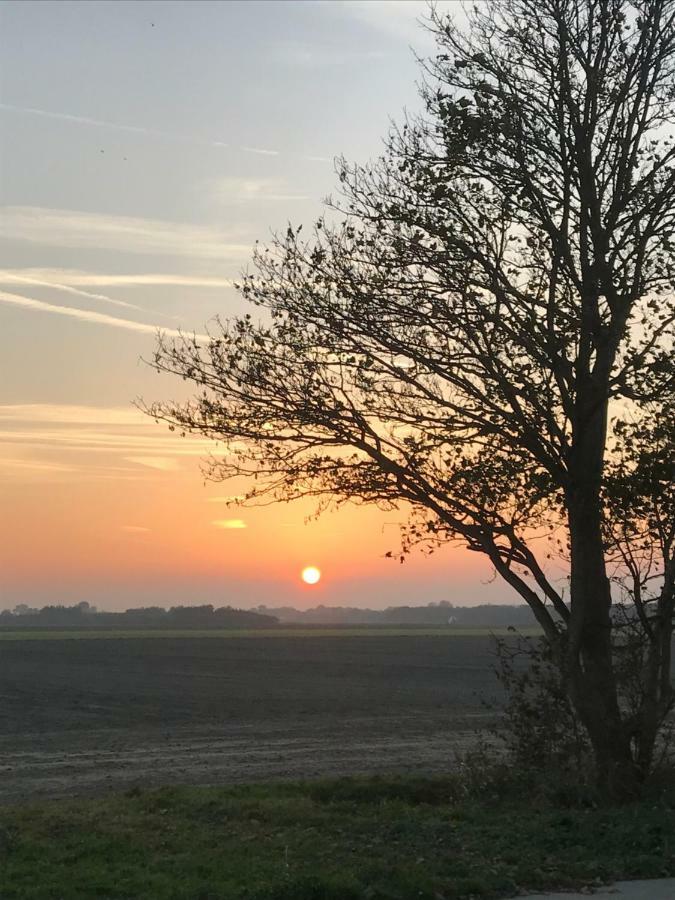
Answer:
[{"xmin": 0, "ymin": 633, "xmax": 503, "ymax": 803}]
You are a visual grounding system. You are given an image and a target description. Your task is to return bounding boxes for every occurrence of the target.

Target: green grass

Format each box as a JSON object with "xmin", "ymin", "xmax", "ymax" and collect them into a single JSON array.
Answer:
[
  {"xmin": 1, "ymin": 776, "xmax": 673, "ymax": 899},
  {"xmin": 0, "ymin": 626, "xmax": 543, "ymax": 641}
]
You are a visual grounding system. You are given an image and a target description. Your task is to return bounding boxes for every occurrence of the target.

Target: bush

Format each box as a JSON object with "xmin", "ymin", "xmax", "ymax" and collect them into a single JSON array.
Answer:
[
  {"xmin": 481, "ymin": 630, "xmax": 675, "ymax": 804},
  {"xmin": 493, "ymin": 634, "xmax": 592, "ymax": 778}
]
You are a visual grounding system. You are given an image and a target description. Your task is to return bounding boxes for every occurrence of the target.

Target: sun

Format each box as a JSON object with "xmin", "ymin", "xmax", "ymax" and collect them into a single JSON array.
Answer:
[{"xmin": 301, "ymin": 566, "xmax": 321, "ymax": 585}]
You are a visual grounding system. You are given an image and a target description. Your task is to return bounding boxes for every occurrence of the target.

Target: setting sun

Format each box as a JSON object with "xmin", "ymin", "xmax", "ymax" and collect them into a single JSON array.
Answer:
[{"xmin": 301, "ymin": 566, "xmax": 321, "ymax": 585}]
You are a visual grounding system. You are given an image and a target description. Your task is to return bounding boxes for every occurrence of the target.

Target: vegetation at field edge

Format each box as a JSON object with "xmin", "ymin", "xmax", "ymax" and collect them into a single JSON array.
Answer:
[
  {"xmin": 1, "ymin": 775, "xmax": 673, "ymax": 900},
  {"xmin": 0, "ymin": 626, "xmax": 543, "ymax": 641}
]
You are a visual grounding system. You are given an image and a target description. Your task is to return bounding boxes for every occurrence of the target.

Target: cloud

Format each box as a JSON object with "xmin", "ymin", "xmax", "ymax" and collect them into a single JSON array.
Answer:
[
  {"xmin": 0, "ymin": 270, "xmax": 174, "ymax": 318},
  {"xmin": 121, "ymin": 525, "xmax": 150, "ymax": 533},
  {"xmin": 0, "ymin": 290, "xmax": 209, "ymax": 341},
  {"xmin": 0, "ymin": 404, "xmax": 218, "ymax": 482},
  {"xmin": 0, "ymin": 427, "xmax": 212, "ymax": 455},
  {"xmin": 214, "ymin": 177, "xmax": 310, "ymax": 204},
  {"xmin": 239, "ymin": 146, "xmax": 280, "ymax": 157},
  {"xmin": 212, "ymin": 519, "xmax": 248, "ymax": 529},
  {"xmin": 207, "ymin": 494, "xmax": 245, "ymax": 503},
  {"xmin": 0, "ymin": 457, "xmax": 76, "ymax": 473},
  {"xmin": 0, "ymin": 404, "xmax": 146, "ymax": 426},
  {"xmin": 0, "ymin": 457, "xmax": 145, "ymax": 483},
  {"xmin": 272, "ymin": 41, "xmax": 387, "ymax": 68},
  {"xmin": 0, "ymin": 101, "xmax": 197, "ymax": 143},
  {"xmin": 126, "ymin": 456, "xmax": 181, "ymax": 471},
  {"xmin": 0, "ymin": 406, "xmax": 215, "ymax": 462},
  {"xmin": 337, "ymin": 1, "xmax": 431, "ymax": 41},
  {"xmin": 0, "ymin": 103, "xmax": 329, "ymax": 164},
  {"xmin": 0, "ymin": 206, "xmax": 253, "ymax": 261},
  {"xmin": 0, "ymin": 269, "xmax": 235, "ymax": 289},
  {"xmin": 335, "ymin": 1, "xmax": 459, "ymax": 46}
]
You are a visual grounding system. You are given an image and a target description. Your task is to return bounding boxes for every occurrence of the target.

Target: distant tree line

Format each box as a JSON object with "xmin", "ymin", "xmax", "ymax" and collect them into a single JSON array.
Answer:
[
  {"xmin": 0, "ymin": 602, "xmax": 278, "ymax": 629},
  {"xmin": 254, "ymin": 602, "xmax": 537, "ymax": 627},
  {"xmin": 0, "ymin": 600, "xmax": 539, "ymax": 629}
]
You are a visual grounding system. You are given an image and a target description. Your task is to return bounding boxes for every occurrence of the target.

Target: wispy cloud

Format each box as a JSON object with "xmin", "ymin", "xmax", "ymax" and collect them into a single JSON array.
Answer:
[
  {"xmin": 121, "ymin": 525, "xmax": 150, "ymax": 533},
  {"xmin": 125, "ymin": 456, "xmax": 181, "ymax": 471},
  {"xmin": 0, "ymin": 428, "xmax": 212, "ymax": 455},
  {"xmin": 272, "ymin": 41, "xmax": 387, "ymax": 68},
  {"xmin": 0, "ymin": 404, "xmax": 214, "ymax": 460},
  {"xmin": 207, "ymin": 494, "xmax": 245, "ymax": 504},
  {"xmin": 0, "ymin": 269, "xmax": 235, "ymax": 289},
  {"xmin": 0, "ymin": 407, "xmax": 214, "ymax": 482},
  {"xmin": 0, "ymin": 102, "xmax": 329, "ymax": 164},
  {"xmin": 240, "ymin": 146, "xmax": 280, "ymax": 157},
  {"xmin": 0, "ymin": 270, "xmax": 176, "ymax": 319},
  {"xmin": 0, "ymin": 101, "xmax": 201, "ymax": 143},
  {"xmin": 0, "ymin": 404, "xmax": 146, "ymax": 426},
  {"xmin": 214, "ymin": 177, "xmax": 310, "ymax": 204},
  {"xmin": 0, "ymin": 290, "xmax": 208, "ymax": 341},
  {"xmin": 212, "ymin": 519, "xmax": 247, "ymax": 529},
  {"xmin": 335, "ymin": 1, "xmax": 458, "ymax": 46},
  {"xmin": 0, "ymin": 206, "xmax": 253, "ymax": 261},
  {"xmin": 0, "ymin": 457, "xmax": 76, "ymax": 473}
]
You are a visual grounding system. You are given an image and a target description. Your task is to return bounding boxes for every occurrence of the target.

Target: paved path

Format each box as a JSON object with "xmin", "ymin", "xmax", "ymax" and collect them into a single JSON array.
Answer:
[{"xmin": 524, "ymin": 879, "xmax": 675, "ymax": 899}]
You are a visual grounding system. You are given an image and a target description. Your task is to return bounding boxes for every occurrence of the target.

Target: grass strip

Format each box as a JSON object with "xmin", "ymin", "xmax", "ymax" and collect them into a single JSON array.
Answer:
[{"xmin": 0, "ymin": 776, "xmax": 673, "ymax": 899}]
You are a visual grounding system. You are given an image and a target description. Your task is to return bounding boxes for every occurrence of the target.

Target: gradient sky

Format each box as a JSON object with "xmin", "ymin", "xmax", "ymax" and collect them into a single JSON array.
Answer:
[{"xmin": 0, "ymin": 0, "xmax": 509, "ymax": 610}]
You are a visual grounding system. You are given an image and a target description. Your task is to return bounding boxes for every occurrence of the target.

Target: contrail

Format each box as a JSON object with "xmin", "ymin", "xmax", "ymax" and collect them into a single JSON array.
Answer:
[
  {"xmin": 0, "ymin": 269, "xmax": 235, "ymax": 288},
  {"xmin": 0, "ymin": 290, "xmax": 208, "ymax": 342},
  {"xmin": 0, "ymin": 102, "xmax": 230, "ymax": 149},
  {"xmin": 0, "ymin": 271, "xmax": 179, "ymax": 320},
  {"xmin": 0, "ymin": 102, "xmax": 329, "ymax": 163}
]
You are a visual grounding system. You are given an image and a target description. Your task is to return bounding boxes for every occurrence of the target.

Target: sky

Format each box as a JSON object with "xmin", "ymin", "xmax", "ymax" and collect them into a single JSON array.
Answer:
[{"xmin": 0, "ymin": 0, "xmax": 509, "ymax": 611}]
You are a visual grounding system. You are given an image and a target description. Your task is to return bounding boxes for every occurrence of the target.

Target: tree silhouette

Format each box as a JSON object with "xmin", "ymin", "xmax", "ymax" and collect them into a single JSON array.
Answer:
[{"xmin": 146, "ymin": 0, "xmax": 675, "ymax": 797}]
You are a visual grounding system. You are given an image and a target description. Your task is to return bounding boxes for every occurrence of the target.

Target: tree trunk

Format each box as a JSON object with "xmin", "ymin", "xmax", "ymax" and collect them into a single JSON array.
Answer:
[
  {"xmin": 566, "ymin": 506, "xmax": 639, "ymax": 799},
  {"xmin": 566, "ymin": 370, "xmax": 639, "ymax": 800}
]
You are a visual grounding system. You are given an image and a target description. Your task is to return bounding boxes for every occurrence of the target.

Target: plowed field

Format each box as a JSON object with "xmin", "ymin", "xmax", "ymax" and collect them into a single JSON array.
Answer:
[{"xmin": 0, "ymin": 632, "xmax": 505, "ymax": 802}]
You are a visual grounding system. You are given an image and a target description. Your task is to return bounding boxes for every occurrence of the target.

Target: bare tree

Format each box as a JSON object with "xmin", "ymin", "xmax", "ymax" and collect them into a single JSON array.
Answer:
[{"xmin": 146, "ymin": 0, "xmax": 675, "ymax": 797}]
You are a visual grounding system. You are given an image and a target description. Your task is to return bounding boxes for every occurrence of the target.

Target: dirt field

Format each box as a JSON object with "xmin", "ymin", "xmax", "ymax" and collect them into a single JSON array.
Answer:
[{"xmin": 0, "ymin": 632, "xmax": 506, "ymax": 803}]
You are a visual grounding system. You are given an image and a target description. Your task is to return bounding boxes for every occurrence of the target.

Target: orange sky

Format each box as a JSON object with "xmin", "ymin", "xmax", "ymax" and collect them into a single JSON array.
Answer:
[{"xmin": 0, "ymin": 404, "xmax": 500, "ymax": 609}]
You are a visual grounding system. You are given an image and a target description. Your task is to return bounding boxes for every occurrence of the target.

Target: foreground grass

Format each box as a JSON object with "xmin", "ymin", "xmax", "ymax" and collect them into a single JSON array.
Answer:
[
  {"xmin": 1, "ymin": 776, "xmax": 673, "ymax": 899},
  {"xmin": 0, "ymin": 626, "xmax": 543, "ymax": 641}
]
